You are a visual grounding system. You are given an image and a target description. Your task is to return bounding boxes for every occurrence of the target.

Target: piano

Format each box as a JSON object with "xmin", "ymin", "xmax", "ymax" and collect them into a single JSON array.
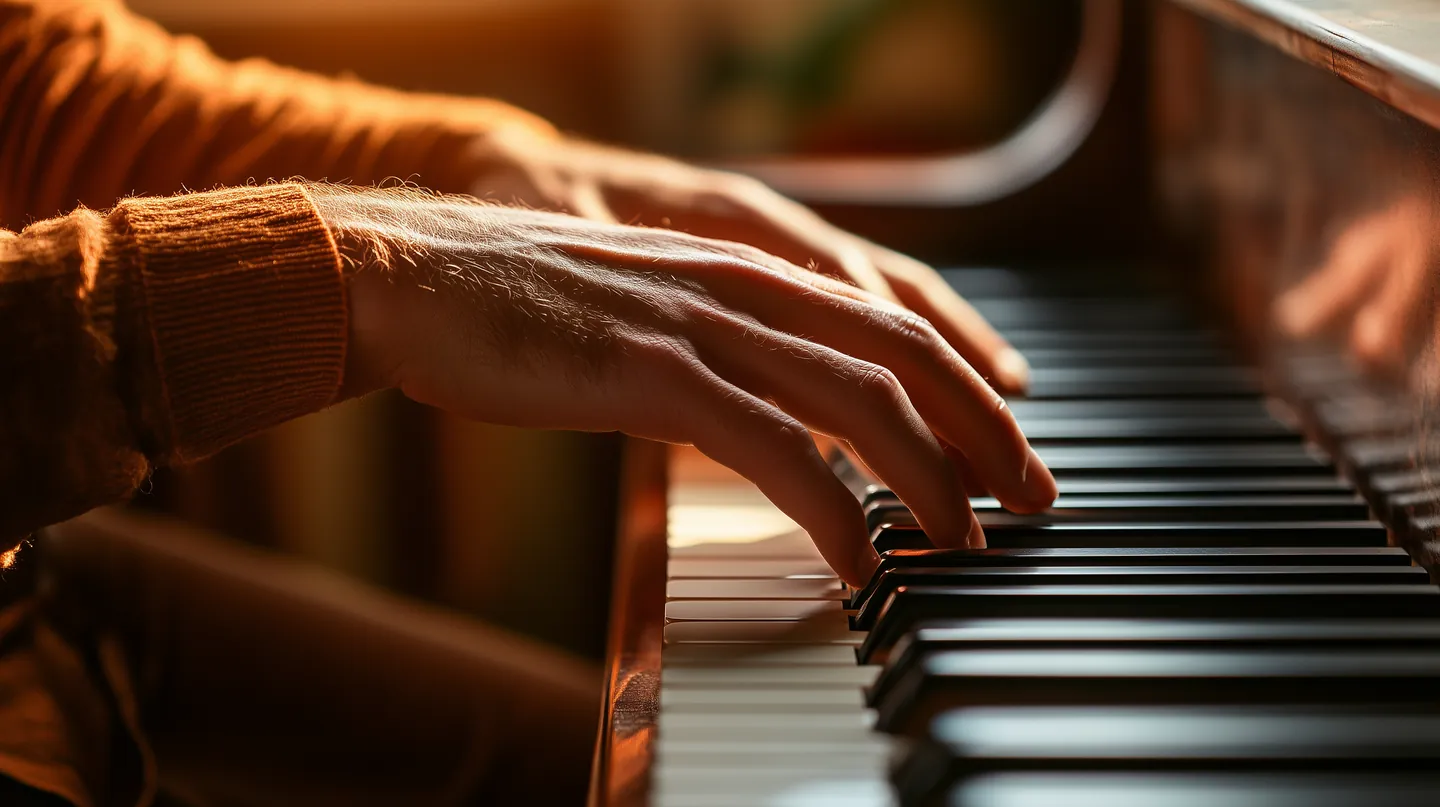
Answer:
[{"xmin": 591, "ymin": 1, "xmax": 1440, "ymax": 805}]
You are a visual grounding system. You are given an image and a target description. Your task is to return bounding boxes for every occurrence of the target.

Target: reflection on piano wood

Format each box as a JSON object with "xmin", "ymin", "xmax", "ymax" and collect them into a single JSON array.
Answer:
[{"xmin": 594, "ymin": 1, "xmax": 1440, "ymax": 805}]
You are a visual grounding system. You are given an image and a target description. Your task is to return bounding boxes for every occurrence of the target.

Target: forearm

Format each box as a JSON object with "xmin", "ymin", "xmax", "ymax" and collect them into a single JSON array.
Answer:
[
  {"xmin": 0, "ymin": 0, "xmax": 556, "ymax": 227},
  {"xmin": 0, "ymin": 183, "xmax": 347, "ymax": 560}
]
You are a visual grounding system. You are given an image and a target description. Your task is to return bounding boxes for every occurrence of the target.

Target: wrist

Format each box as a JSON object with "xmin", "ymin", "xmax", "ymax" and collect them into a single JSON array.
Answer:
[{"xmin": 311, "ymin": 187, "xmax": 408, "ymax": 401}]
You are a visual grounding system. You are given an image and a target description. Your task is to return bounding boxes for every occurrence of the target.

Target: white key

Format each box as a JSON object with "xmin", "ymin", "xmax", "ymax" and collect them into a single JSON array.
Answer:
[
  {"xmin": 662, "ymin": 665, "xmax": 877, "ymax": 687},
  {"xmin": 669, "ymin": 559, "xmax": 838, "ymax": 579},
  {"xmin": 666, "ymin": 600, "xmax": 843, "ymax": 621},
  {"xmin": 664, "ymin": 621, "xmax": 861, "ymax": 644},
  {"xmin": 660, "ymin": 686, "xmax": 867, "ymax": 711},
  {"xmin": 660, "ymin": 711, "xmax": 874, "ymax": 733},
  {"xmin": 669, "ymin": 529, "xmax": 821, "ymax": 559},
  {"xmin": 664, "ymin": 644, "xmax": 859, "ymax": 666},
  {"xmin": 668, "ymin": 578, "xmax": 847, "ymax": 600}
]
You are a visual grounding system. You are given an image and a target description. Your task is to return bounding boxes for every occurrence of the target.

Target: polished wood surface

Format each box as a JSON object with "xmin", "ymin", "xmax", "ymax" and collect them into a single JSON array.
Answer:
[
  {"xmin": 590, "ymin": 438, "xmax": 668, "ymax": 807},
  {"xmin": 1177, "ymin": 0, "xmax": 1440, "ymax": 128}
]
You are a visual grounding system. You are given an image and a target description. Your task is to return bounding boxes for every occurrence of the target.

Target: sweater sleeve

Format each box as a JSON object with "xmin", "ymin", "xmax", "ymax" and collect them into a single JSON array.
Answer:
[
  {"xmin": 0, "ymin": 0, "xmax": 558, "ymax": 228},
  {"xmin": 0, "ymin": 183, "xmax": 346, "ymax": 563}
]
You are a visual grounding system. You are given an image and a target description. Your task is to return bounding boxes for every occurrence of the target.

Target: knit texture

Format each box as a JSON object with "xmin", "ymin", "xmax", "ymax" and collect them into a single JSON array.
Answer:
[{"xmin": 107, "ymin": 185, "xmax": 346, "ymax": 463}]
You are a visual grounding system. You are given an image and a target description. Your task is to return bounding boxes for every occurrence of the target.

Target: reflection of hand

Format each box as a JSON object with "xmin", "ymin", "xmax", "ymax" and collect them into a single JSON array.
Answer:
[
  {"xmin": 466, "ymin": 129, "xmax": 1031, "ymax": 393},
  {"xmin": 1275, "ymin": 197, "xmax": 1434, "ymax": 375},
  {"xmin": 318, "ymin": 188, "xmax": 1056, "ymax": 586}
]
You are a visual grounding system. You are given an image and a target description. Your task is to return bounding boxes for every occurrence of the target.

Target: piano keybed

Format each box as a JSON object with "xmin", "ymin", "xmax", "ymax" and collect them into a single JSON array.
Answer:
[{"xmin": 653, "ymin": 267, "xmax": 1440, "ymax": 806}]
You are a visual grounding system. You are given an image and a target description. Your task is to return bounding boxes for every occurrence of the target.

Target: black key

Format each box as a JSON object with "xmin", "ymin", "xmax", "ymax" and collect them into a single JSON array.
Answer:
[
  {"xmin": 860, "ymin": 475, "xmax": 1352, "ymax": 507},
  {"xmin": 865, "ymin": 494, "xmax": 1370, "ymax": 532},
  {"xmin": 896, "ymin": 706, "xmax": 1440, "ymax": 805},
  {"xmin": 968, "ymin": 298, "xmax": 1194, "ymax": 332},
  {"xmin": 1006, "ymin": 399, "xmax": 1274, "ymax": 419},
  {"xmin": 947, "ymin": 772, "xmax": 1440, "ymax": 807},
  {"xmin": 998, "ymin": 329, "xmax": 1223, "ymax": 351},
  {"xmin": 876, "ymin": 647, "xmax": 1440, "ymax": 735},
  {"xmin": 857, "ymin": 584, "xmax": 1440, "ymax": 663},
  {"xmin": 1017, "ymin": 346, "xmax": 1235, "ymax": 368},
  {"xmin": 849, "ymin": 565, "xmax": 1426, "ymax": 628},
  {"xmin": 870, "ymin": 521, "xmax": 1389, "ymax": 552},
  {"xmin": 1034, "ymin": 443, "xmax": 1330, "ymax": 474},
  {"xmin": 870, "ymin": 618, "xmax": 1440, "ymax": 709},
  {"xmin": 853, "ymin": 546, "xmax": 1414, "ymax": 608},
  {"xmin": 1016, "ymin": 415, "xmax": 1292, "ymax": 441},
  {"xmin": 940, "ymin": 267, "xmax": 1151, "ymax": 299},
  {"xmin": 1026, "ymin": 366, "xmax": 1259, "ymax": 398}
]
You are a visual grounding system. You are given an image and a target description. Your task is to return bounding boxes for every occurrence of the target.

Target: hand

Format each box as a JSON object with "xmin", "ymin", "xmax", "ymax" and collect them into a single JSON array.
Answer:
[
  {"xmin": 465, "ymin": 130, "xmax": 1032, "ymax": 394},
  {"xmin": 317, "ymin": 188, "xmax": 1056, "ymax": 586},
  {"xmin": 1274, "ymin": 196, "xmax": 1436, "ymax": 379}
]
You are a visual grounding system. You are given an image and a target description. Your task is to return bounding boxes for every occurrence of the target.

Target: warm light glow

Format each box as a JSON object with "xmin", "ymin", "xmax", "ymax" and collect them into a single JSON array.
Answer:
[{"xmin": 667, "ymin": 504, "xmax": 799, "ymax": 548}]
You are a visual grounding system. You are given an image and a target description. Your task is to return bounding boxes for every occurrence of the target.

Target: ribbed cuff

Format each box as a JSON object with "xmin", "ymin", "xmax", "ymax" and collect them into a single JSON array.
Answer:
[{"xmin": 106, "ymin": 184, "xmax": 346, "ymax": 463}]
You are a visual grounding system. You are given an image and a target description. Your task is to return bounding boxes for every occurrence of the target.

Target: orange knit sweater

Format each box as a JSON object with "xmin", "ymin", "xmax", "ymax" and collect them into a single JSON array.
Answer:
[{"xmin": 0, "ymin": 0, "xmax": 556, "ymax": 565}]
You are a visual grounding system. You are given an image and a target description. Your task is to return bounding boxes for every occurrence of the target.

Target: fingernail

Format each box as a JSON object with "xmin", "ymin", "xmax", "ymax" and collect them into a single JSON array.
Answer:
[
  {"xmin": 965, "ymin": 511, "xmax": 986, "ymax": 549},
  {"xmin": 996, "ymin": 348, "xmax": 1031, "ymax": 392},
  {"xmin": 1024, "ymin": 447, "xmax": 1058, "ymax": 506}
]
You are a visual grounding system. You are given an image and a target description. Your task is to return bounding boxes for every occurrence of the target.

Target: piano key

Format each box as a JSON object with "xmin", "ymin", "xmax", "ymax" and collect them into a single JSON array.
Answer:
[
  {"xmin": 665, "ymin": 600, "xmax": 841, "ymax": 622},
  {"xmin": 1005, "ymin": 398, "xmax": 1273, "ymax": 418},
  {"xmin": 967, "ymin": 298, "xmax": 1195, "ymax": 331},
  {"xmin": 660, "ymin": 686, "xmax": 866, "ymax": 711},
  {"xmin": 1016, "ymin": 415, "xmax": 1291, "ymax": 441},
  {"xmin": 876, "ymin": 648, "xmax": 1440, "ymax": 735},
  {"xmin": 663, "ymin": 621, "xmax": 859, "ymax": 645},
  {"xmin": 659, "ymin": 711, "xmax": 875, "ymax": 736},
  {"xmin": 661, "ymin": 665, "xmax": 878, "ymax": 688},
  {"xmin": 946, "ymin": 771, "xmax": 1440, "ymax": 807},
  {"xmin": 1025, "ymin": 366, "xmax": 1259, "ymax": 398},
  {"xmin": 871, "ymin": 619, "xmax": 1440, "ymax": 709},
  {"xmin": 871, "ymin": 521, "xmax": 1389, "ymax": 552},
  {"xmin": 895, "ymin": 706, "xmax": 1440, "ymax": 804},
  {"xmin": 1016, "ymin": 346, "xmax": 1235, "ymax": 367},
  {"xmin": 851, "ymin": 547, "xmax": 1415, "ymax": 606},
  {"xmin": 655, "ymin": 773, "xmax": 891, "ymax": 807},
  {"xmin": 860, "ymin": 475, "xmax": 1352, "ymax": 506},
  {"xmin": 858, "ymin": 584, "xmax": 1440, "ymax": 663},
  {"xmin": 1033, "ymin": 442, "xmax": 1330, "ymax": 473},
  {"xmin": 998, "ymin": 329, "xmax": 1222, "ymax": 351},
  {"xmin": 849, "ymin": 565, "xmax": 1428, "ymax": 628},
  {"xmin": 667, "ymin": 558, "xmax": 838, "ymax": 579},
  {"xmin": 664, "ymin": 644, "xmax": 860, "ymax": 666},
  {"xmin": 866, "ymin": 494, "xmax": 1370, "ymax": 531},
  {"xmin": 666, "ymin": 578, "xmax": 847, "ymax": 600},
  {"xmin": 869, "ymin": 546, "xmax": 1413, "ymax": 573},
  {"xmin": 939, "ymin": 267, "xmax": 1152, "ymax": 299}
]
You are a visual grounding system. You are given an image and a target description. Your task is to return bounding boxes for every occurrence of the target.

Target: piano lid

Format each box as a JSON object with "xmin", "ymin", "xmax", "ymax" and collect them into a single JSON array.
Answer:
[{"xmin": 1176, "ymin": 0, "xmax": 1440, "ymax": 129}]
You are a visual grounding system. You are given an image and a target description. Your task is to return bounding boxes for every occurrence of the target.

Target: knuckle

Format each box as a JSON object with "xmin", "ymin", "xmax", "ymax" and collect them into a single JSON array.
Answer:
[
  {"xmin": 881, "ymin": 308, "xmax": 943, "ymax": 348},
  {"xmin": 625, "ymin": 329, "xmax": 700, "ymax": 373},
  {"xmin": 763, "ymin": 413, "xmax": 816, "ymax": 453},
  {"xmin": 853, "ymin": 363, "xmax": 906, "ymax": 408}
]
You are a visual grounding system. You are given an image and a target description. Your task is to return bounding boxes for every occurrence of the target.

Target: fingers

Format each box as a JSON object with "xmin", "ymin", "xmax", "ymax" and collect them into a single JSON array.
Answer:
[
  {"xmin": 693, "ymin": 312, "xmax": 982, "ymax": 550},
  {"xmin": 694, "ymin": 260, "xmax": 1055, "ymax": 513},
  {"xmin": 628, "ymin": 344, "xmax": 878, "ymax": 586},
  {"xmin": 677, "ymin": 180, "xmax": 1026, "ymax": 394},
  {"xmin": 1274, "ymin": 219, "xmax": 1386, "ymax": 339},
  {"xmin": 871, "ymin": 244, "xmax": 1031, "ymax": 395},
  {"xmin": 567, "ymin": 182, "xmax": 619, "ymax": 224}
]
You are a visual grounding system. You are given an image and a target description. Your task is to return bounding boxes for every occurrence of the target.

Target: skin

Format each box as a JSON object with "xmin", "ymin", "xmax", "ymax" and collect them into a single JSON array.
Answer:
[{"xmin": 315, "ymin": 142, "xmax": 1056, "ymax": 587}]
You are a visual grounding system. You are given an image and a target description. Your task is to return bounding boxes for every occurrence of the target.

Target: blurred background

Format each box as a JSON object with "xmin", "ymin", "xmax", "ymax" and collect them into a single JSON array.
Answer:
[{"xmin": 119, "ymin": 0, "xmax": 1146, "ymax": 660}]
